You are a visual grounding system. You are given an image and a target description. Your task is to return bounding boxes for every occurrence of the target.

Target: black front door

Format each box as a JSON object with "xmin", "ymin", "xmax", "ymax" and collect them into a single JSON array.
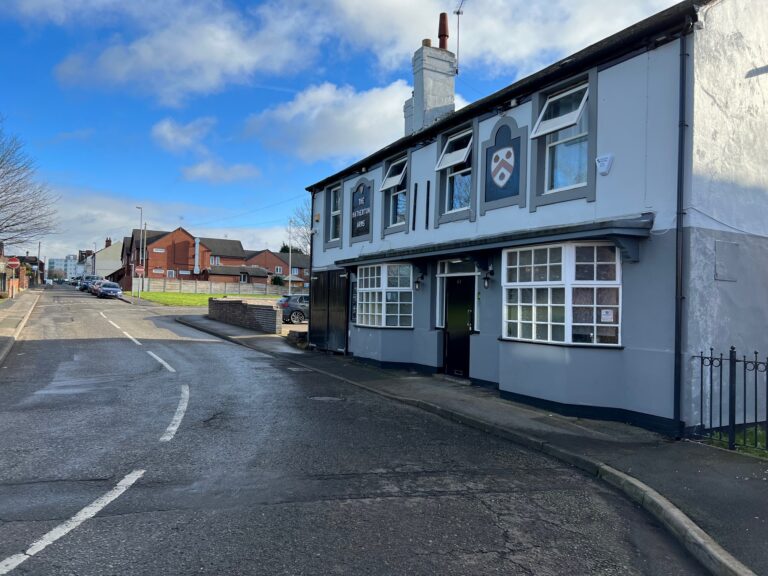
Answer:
[{"xmin": 444, "ymin": 276, "xmax": 474, "ymax": 378}]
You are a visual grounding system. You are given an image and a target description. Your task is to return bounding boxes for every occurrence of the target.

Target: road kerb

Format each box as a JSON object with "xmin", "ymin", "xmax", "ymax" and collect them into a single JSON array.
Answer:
[
  {"xmin": 175, "ymin": 316, "xmax": 755, "ymax": 576},
  {"xmin": 0, "ymin": 293, "xmax": 41, "ymax": 366}
]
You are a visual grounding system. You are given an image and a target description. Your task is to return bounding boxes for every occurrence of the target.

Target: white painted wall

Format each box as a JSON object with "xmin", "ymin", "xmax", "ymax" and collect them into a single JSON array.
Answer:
[{"xmin": 312, "ymin": 39, "xmax": 682, "ymax": 270}]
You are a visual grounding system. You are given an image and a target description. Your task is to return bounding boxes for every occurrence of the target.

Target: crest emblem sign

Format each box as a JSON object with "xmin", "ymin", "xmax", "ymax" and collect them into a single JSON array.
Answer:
[{"xmin": 491, "ymin": 147, "xmax": 515, "ymax": 188}]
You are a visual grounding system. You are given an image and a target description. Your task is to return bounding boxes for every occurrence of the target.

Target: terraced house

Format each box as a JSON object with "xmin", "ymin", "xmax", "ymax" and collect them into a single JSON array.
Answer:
[{"xmin": 306, "ymin": 0, "xmax": 768, "ymax": 434}]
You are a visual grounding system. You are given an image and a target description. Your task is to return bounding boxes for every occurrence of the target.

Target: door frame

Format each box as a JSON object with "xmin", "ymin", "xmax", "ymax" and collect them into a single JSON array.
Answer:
[
  {"xmin": 436, "ymin": 260, "xmax": 480, "ymax": 377},
  {"xmin": 435, "ymin": 260, "xmax": 480, "ymax": 332}
]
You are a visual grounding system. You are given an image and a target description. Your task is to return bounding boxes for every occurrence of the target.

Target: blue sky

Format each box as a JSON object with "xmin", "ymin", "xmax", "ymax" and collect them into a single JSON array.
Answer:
[{"xmin": 0, "ymin": 0, "xmax": 677, "ymax": 259}]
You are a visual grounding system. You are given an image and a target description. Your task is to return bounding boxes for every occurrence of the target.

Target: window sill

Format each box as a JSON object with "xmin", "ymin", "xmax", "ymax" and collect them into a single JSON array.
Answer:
[
  {"xmin": 544, "ymin": 182, "xmax": 587, "ymax": 195},
  {"xmin": 497, "ymin": 336, "xmax": 623, "ymax": 349},
  {"xmin": 354, "ymin": 324, "xmax": 414, "ymax": 330},
  {"xmin": 438, "ymin": 208, "xmax": 471, "ymax": 225}
]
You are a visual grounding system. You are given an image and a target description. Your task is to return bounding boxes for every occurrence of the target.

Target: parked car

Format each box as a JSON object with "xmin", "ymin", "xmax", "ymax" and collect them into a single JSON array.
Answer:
[
  {"xmin": 98, "ymin": 282, "xmax": 123, "ymax": 299},
  {"xmin": 90, "ymin": 280, "xmax": 106, "ymax": 296},
  {"xmin": 276, "ymin": 294, "xmax": 310, "ymax": 324}
]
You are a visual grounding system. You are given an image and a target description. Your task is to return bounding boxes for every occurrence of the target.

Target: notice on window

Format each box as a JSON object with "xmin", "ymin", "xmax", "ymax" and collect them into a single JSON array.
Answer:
[{"xmin": 600, "ymin": 309, "xmax": 614, "ymax": 323}]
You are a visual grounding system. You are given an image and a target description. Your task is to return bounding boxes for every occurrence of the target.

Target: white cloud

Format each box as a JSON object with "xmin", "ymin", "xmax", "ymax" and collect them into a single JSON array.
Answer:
[
  {"xmin": 181, "ymin": 160, "xmax": 260, "ymax": 184},
  {"xmin": 16, "ymin": 187, "xmax": 289, "ymax": 258},
  {"xmin": 15, "ymin": 1, "xmax": 324, "ymax": 105},
  {"xmin": 247, "ymin": 80, "xmax": 413, "ymax": 163},
  {"xmin": 151, "ymin": 117, "xmax": 216, "ymax": 153},
  {"xmin": 5, "ymin": 1, "xmax": 679, "ymax": 105}
]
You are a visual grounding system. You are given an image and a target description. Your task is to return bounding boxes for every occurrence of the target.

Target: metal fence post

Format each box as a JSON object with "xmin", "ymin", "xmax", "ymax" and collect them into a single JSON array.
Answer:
[{"xmin": 729, "ymin": 346, "xmax": 737, "ymax": 450}]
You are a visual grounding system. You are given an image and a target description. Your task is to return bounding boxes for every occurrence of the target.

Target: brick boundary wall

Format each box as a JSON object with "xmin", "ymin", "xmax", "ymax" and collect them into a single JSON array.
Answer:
[{"xmin": 208, "ymin": 298, "xmax": 282, "ymax": 335}]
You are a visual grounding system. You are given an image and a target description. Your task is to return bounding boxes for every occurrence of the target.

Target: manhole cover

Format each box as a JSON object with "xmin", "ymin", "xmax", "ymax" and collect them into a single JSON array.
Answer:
[{"xmin": 309, "ymin": 396, "xmax": 344, "ymax": 402}]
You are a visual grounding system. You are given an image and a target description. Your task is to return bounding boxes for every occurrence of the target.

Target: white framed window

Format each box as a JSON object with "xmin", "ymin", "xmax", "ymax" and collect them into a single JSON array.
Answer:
[
  {"xmin": 291, "ymin": 267, "xmax": 299, "ymax": 275},
  {"xmin": 356, "ymin": 263, "xmax": 413, "ymax": 328},
  {"xmin": 275, "ymin": 265, "xmax": 283, "ymax": 274},
  {"xmin": 152, "ymin": 268, "xmax": 164, "ymax": 274},
  {"xmin": 152, "ymin": 247, "xmax": 166, "ymax": 253},
  {"xmin": 436, "ymin": 260, "xmax": 480, "ymax": 330},
  {"xmin": 436, "ymin": 129, "xmax": 472, "ymax": 171},
  {"xmin": 382, "ymin": 158, "xmax": 408, "ymax": 228},
  {"xmin": 239, "ymin": 272, "xmax": 248, "ymax": 283},
  {"xmin": 380, "ymin": 158, "xmax": 407, "ymax": 191},
  {"xmin": 436, "ymin": 129, "xmax": 473, "ymax": 213},
  {"xmin": 531, "ymin": 84, "xmax": 589, "ymax": 194},
  {"xmin": 167, "ymin": 270, "xmax": 175, "ymax": 279},
  {"xmin": 329, "ymin": 186, "xmax": 342, "ymax": 241},
  {"xmin": 502, "ymin": 242, "xmax": 621, "ymax": 346},
  {"xmin": 209, "ymin": 256, "xmax": 220, "ymax": 266}
]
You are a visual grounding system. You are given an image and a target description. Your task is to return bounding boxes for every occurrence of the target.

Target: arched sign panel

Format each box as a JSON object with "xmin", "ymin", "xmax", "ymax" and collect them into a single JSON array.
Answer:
[{"xmin": 351, "ymin": 182, "xmax": 371, "ymax": 238}]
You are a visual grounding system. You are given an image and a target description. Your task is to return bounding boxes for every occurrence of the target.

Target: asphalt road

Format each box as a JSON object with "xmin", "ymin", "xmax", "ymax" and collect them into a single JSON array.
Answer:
[{"xmin": 0, "ymin": 286, "xmax": 702, "ymax": 575}]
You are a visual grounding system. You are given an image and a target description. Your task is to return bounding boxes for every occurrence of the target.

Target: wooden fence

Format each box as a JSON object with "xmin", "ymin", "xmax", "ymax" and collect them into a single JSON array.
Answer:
[{"xmin": 131, "ymin": 277, "xmax": 307, "ymax": 296}]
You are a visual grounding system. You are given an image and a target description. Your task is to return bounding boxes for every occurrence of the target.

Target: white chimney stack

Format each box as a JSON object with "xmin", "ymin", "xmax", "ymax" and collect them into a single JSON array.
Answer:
[{"xmin": 404, "ymin": 13, "xmax": 457, "ymax": 136}]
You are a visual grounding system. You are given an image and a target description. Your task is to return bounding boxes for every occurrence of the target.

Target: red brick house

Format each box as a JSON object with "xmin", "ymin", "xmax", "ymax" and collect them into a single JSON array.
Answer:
[{"xmin": 245, "ymin": 250, "xmax": 310, "ymax": 286}]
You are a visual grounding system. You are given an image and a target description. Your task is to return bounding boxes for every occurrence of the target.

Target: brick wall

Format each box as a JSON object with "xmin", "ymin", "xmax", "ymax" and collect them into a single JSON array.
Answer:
[{"xmin": 208, "ymin": 298, "xmax": 282, "ymax": 335}]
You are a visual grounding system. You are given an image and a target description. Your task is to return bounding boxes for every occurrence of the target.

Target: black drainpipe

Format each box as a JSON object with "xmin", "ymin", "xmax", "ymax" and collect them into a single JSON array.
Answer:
[
  {"xmin": 674, "ymin": 20, "xmax": 693, "ymax": 437},
  {"xmin": 308, "ymin": 191, "xmax": 315, "ymax": 349}
]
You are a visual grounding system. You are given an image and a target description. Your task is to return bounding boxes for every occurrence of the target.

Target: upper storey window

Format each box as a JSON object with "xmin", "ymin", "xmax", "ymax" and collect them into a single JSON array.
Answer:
[
  {"xmin": 436, "ymin": 129, "xmax": 473, "ymax": 213},
  {"xmin": 531, "ymin": 83, "xmax": 589, "ymax": 194},
  {"xmin": 381, "ymin": 157, "xmax": 408, "ymax": 228},
  {"xmin": 329, "ymin": 186, "xmax": 342, "ymax": 241}
]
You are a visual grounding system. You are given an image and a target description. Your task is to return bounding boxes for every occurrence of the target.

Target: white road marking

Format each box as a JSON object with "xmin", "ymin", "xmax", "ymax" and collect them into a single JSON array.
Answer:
[
  {"xmin": 147, "ymin": 351, "xmax": 176, "ymax": 373},
  {"xmin": 0, "ymin": 469, "xmax": 145, "ymax": 575},
  {"xmin": 108, "ymin": 320, "xmax": 121, "ymax": 330},
  {"xmin": 160, "ymin": 384, "xmax": 190, "ymax": 442},
  {"xmin": 122, "ymin": 331, "xmax": 141, "ymax": 346},
  {"xmin": 99, "ymin": 312, "xmax": 107, "ymax": 319}
]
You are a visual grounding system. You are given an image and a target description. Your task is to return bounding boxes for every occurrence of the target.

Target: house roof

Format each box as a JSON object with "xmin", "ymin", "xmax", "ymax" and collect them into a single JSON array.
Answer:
[
  {"xmin": 306, "ymin": 0, "xmax": 709, "ymax": 192},
  {"xmin": 275, "ymin": 252, "xmax": 309, "ymax": 269},
  {"xmin": 200, "ymin": 237, "xmax": 246, "ymax": 258},
  {"xmin": 207, "ymin": 265, "xmax": 268, "ymax": 277},
  {"xmin": 131, "ymin": 229, "xmax": 170, "ymax": 248}
]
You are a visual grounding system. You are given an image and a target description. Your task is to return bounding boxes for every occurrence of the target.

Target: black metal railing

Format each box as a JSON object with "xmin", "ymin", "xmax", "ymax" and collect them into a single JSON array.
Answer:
[{"xmin": 695, "ymin": 347, "xmax": 768, "ymax": 452}]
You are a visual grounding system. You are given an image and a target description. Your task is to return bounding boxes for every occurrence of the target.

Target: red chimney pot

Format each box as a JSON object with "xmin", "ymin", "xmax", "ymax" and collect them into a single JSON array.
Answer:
[{"xmin": 438, "ymin": 12, "xmax": 449, "ymax": 50}]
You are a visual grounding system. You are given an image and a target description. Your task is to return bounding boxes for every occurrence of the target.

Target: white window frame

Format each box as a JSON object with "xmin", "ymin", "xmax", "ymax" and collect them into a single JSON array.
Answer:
[
  {"xmin": 209, "ymin": 256, "xmax": 220, "ymax": 266},
  {"xmin": 167, "ymin": 270, "xmax": 175, "ymax": 279},
  {"xmin": 531, "ymin": 83, "xmax": 590, "ymax": 195},
  {"xmin": 435, "ymin": 260, "xmax": 481, "ymax": 331},
  {"xmin": 329, "ymin": 186, "xmax": 342, "ymax": 241},
  {"xmin": 502, "ymin": 242, "xmax": 621, "ymax": 347},
  {"xmin": 152, "ymin": 268, "xmax": 164, "ymax": 274},
  {"xmin": 444, "ymin": 162, "xmax": 472, "ymax": 213},
  {"xmin": 435, "ymin": 129, "xmax": 473, "ymax": 171},
  {"xmin": 291, "ymin": 267, "xmax": 299, "ymax": 276},
  {"xmin": 356, "ymin": 263, "xmax": 413, "ymax": 328},
  {"xmin": 380, "ymin": 158, "xmax": 407, "ymax": 192},
  {"xmin": 382, "ymin": 157, "xmax": 408, "ymax": 228},
  {"xmin": 239, "ymin": 272, "xmax": 248, "ymax": 283},
  {"xmin": 530, "ymin": 83, "xmax": 589, "ymax": 139},
  {"xmin": 275, "ymin": 265, "xmax": 283, "ymax": 274}
]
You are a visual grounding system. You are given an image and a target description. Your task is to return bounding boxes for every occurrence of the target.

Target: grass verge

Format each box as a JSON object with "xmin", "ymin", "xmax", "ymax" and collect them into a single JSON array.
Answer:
[{"xmin": 130, "ymin": 292, "xmax": 277, "ymax": 307}]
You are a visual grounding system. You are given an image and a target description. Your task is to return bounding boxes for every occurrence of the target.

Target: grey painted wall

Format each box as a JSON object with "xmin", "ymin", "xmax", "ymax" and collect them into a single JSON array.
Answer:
[
  {"xmin": 312, "ymin": 39, "xmax": 681, "ymax": 270},
  {"xmin": 681, "ymin": 1, "xmax": 768, "ymax": 425}
]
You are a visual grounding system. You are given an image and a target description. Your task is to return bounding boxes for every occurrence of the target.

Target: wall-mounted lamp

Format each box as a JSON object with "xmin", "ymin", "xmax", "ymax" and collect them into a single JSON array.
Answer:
[
  {"xmin": 482, "ymin": 264, "xmax": 495, "ymax": 289},
  {"xmin": 414, "ymin": 272, "xmax": 425, "ymax": 291}
]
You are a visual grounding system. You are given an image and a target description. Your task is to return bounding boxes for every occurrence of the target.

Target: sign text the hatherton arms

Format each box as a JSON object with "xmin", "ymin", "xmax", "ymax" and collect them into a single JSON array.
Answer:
[{"xmin": 351, "ymin": 182, "xmax": 371, "ymax": 237}]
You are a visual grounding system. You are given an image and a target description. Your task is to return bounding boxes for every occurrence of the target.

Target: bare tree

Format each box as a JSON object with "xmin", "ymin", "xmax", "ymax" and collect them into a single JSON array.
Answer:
[
  {"xmin": 288, "ymin": 196, "xmax": 312, "ymax": 254},
  {"xmin": 0, "ymin": 123, "xmax": 57, "ymax": 248}
]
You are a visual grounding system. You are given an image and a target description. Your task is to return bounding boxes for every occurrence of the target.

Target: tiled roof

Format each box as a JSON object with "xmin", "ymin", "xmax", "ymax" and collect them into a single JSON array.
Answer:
[
  {"xmin": 200, "ymin": 238, "xmax": 246, "ymax": 258},
  {"xmin": 207, "ymin": 265, "xmax": 268, "ymax": 277}
]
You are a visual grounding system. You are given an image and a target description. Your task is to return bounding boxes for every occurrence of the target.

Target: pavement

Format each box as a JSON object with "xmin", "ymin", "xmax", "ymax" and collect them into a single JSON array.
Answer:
[
  {"xmin": 176, "ymin": 313, "xmax": 768, "ymax": 576},
  {"xmin": 0, "ymin": 289, "xmax": 42, "ymax": 366}
]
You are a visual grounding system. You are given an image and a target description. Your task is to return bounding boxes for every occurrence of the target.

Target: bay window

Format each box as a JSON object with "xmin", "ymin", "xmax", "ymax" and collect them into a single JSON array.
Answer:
[
  {"xmin": 502, "ymin": 243, "xmax": 621, "ymax": 346},
  {"xmin": 356, "ymin": 263, "xmax": 413, "ymax": 328}
]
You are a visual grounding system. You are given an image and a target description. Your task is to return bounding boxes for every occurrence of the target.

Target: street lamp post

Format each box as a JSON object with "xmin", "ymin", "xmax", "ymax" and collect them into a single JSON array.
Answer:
[
  {"xmin": 92, "ymin": 242, "xmax": 97, "ymax": 275},
  {"xmin": 288, "ymin": 218, "xmax": 293, "ymax": 296},
  {"xmin": 136, "ymin": 206, "xmax": 143, "ymax": 301}
]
